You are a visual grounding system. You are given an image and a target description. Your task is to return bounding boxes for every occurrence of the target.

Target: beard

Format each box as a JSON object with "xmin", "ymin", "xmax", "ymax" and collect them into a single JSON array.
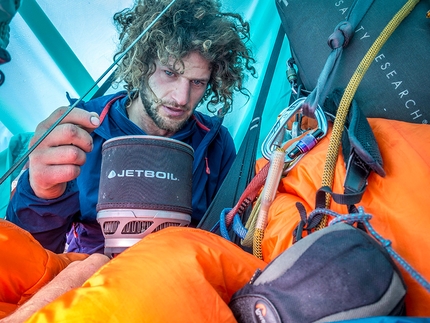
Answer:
[{"xmin": 138, "ymin": 86, "xmax": 190, "ymax": 134}]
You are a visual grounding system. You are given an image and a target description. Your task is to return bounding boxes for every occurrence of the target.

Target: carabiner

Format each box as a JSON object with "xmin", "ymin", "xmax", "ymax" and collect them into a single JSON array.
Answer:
[{"xmin": 261, "ymin": 97, "xmax": 328, "ymax": 163}]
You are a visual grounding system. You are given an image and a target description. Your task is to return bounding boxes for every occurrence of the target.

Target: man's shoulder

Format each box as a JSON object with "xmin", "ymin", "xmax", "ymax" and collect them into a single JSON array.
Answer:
[
  {"xmin": 192, "ymin": 111, "xmax": 227, "ymax": 133},
  {"xmin": 192, "ymin": 111, "xmax": 235, "ymax": 152}
]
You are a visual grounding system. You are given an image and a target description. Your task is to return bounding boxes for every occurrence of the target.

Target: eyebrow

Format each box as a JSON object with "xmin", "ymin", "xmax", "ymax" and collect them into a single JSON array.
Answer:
[
  {"xmin": 160, "ymin": 62, "xmax": 211, "ymax": 83},
  {"xmin": 193, "ymin": 76, "xmax": 211, "ymax": 83}
]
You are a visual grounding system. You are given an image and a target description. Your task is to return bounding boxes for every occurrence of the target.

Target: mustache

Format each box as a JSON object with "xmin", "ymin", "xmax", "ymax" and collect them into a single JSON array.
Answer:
[
  {"xmin": 153, "ymin": 97, "xmax": 188, "ymax": 111},
  {"xmin": 141, "ymin": 85, "xmax": 188, "ymax": 110}
]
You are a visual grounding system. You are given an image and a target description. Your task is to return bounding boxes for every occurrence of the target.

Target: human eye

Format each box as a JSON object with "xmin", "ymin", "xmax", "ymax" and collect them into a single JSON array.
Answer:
[
  {"xmin": 164, "ymin": 70, "xmax": 175, "ymax": 77},
  {"xmin": 192, "ymin": 80, "xmax": 206, "ymax": 87}
]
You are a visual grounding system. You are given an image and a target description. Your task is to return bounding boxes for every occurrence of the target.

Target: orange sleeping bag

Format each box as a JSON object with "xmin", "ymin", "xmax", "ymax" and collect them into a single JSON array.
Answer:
[
  {"xmin": 259, "ymin": 118, "xmax": 430, "ymax": 316},
  {"xmin": 24, "ymin": 227, "xmax": 265, "ymax": 323},
  {"xmin": 0, "ymin": 220, "xmax": 88, "ymax": 319},
  {"xmin": 0, "ymin": 118, "xmax": 429, "ymax": 321}
]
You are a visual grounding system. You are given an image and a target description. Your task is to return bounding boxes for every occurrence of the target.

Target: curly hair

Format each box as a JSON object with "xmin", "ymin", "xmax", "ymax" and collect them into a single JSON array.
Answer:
[{"xmin": 112, "ymin": 0, "xmax": 256, "ymax": 116}]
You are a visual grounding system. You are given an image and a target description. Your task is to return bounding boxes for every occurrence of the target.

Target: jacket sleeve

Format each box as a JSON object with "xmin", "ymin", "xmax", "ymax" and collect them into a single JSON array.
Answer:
[{"xmin": 6, "ymin": 170, "xmax": 79, "ymax": 253}]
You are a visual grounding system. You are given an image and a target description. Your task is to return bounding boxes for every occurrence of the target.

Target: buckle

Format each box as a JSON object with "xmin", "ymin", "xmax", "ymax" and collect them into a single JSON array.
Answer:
[{"xmin": 344, "ymin": 150, "xmax": 371, "ymax": 194}]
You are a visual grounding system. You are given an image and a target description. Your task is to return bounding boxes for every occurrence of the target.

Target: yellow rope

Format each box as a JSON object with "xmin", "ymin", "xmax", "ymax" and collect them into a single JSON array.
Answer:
[
  {"xmin": 317, "ymin": 0, "xmax": 420, "ymax": 229},
  {"xmin": 241, "ymin": 194, "xmax": 261, "ymax": 248},
  {"xmin": 253, "ymin": 228, "xmax": 264, "ymax": 259}
]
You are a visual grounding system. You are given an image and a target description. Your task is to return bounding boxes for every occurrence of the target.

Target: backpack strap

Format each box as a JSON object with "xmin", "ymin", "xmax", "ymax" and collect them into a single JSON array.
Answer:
[{"xmin": 301, "ymin": 0, "xmax": 376, "ymax": 117}]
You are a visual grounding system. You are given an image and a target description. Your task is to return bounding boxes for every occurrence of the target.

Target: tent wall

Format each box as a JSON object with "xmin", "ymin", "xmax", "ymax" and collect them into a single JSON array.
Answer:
[{"xmin": 0, "ymin": 0, "xmax": 291, "ymax": 154}]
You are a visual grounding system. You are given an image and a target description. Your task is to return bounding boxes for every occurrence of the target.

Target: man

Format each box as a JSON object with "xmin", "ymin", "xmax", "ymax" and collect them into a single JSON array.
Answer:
[{"xmin": 6, "ymin": 0, "xmax": 256, "ymax": 254}]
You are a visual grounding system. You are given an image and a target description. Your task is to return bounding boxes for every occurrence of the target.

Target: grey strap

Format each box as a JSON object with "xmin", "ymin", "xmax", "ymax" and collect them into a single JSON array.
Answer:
[{"xmin": 301, "ymin": 0, "xmax": 375, "ymax": 117}]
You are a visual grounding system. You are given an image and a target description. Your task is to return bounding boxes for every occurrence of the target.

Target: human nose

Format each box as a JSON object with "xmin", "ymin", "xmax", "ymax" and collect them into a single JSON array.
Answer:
[{"xmin": 171, "ymin": 79, "xmax": 190, "ymax": 106}]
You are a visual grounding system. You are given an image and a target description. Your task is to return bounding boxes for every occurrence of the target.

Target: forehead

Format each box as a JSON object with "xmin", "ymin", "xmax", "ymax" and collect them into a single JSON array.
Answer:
[{"xmin": 157, "ymin": 52, "xmax": 212, "ymax": 80}]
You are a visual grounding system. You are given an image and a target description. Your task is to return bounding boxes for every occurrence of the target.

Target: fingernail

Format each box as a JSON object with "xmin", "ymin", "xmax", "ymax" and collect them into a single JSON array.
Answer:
[{"xmin": 91, "ymin": 116, "xmax": 100, "ymax": 126}]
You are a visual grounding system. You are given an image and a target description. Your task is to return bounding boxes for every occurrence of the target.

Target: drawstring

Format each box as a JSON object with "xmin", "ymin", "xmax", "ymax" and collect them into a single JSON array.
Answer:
[
  {"xmin": 305, "ymin": 206, "xmax": 430, "ymax": 293},
  {"xmin": 204, "ymin": 157, "xmax": 210, "ymax": 175}
]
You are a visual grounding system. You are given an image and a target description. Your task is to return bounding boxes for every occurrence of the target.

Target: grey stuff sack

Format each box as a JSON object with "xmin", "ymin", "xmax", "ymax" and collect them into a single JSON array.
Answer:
[{"xmin": 229, "ymin": 222, "xmax": 406, "ymax": 323}]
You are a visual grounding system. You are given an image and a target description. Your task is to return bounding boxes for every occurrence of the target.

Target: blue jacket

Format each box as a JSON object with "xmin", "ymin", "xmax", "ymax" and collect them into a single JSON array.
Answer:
[{"xmin": 7, "ymin": 91, "xmax": 236, "ymax": 254}]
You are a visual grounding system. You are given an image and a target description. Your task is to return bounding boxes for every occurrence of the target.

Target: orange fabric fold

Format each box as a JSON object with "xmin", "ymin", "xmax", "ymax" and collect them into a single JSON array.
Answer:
[
  {"xmin": 0, "ymin": 220, "xmax": 88, "ymax": 319},
  {"xmin": 25, "ymin": 227, "xmax": 265, "ymax": 323}
]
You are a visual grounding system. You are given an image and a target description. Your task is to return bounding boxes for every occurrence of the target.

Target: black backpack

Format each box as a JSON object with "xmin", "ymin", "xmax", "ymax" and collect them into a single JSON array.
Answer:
[{"xmin": 276, "ymin": 0, "xmax": 430, "ymax": 125}]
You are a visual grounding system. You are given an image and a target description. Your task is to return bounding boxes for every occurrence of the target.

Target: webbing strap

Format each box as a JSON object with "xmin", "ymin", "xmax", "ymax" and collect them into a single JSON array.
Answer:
[
  {"xmin": 224, "ymin": 162, "xmax": 270, "ymax": 227},
  {"xmin": 301, "ymin": 0, "xmax": 375, "ymax": 117},
  {"xmin": 197, "ymin": 25, "xmax": 285, "ymax": 237},
  {"xmin": 206, "ymin": 161, "xmax": 270, "ymax": 237},
  {"xmin": 318, "ymin": 0, "xmax": 421, "ymax": 228}
]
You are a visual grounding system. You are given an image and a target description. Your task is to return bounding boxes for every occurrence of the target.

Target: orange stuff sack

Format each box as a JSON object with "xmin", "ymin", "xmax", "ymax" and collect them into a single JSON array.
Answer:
[
  {"xmin": 258, "ymin": 119, "xmax": 430, "ymax": 316},
  {"xmin": 0, "ymin": 220, "xmax": 88, "ymax": 319},
  {"xmin": 25, "ymin": 227, "xmax": 265, "ymax": 323}
]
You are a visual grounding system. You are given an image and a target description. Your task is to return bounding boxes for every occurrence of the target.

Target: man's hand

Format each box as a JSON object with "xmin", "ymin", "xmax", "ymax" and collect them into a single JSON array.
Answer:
[
  {"xmin": 0, "ymin": 253, "xmax": 110, "ymax": 323},
  {"xmin": 28, "ymin": 107, "xmax": 100, "ymax": 199}
]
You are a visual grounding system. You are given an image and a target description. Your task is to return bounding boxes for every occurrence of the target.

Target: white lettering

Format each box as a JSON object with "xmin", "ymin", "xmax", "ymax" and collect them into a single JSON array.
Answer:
[
  {"xmin": 353, "ymin": 34, "xmax": 425, "ymax": 123},
  {"xmin": 392, "ymin": 81, "xmax": 402, "ymax": 89},
  {"xmin": 411, "ymin": 110, "xmax": 423, "ymax": 119},
  {"xmin": 109, "ymin": 169, "xmax": 180, "ymax": 181},
  {"xmin": 386, "ymin": 70, "xmax": 397, "ymax": 79},
  {"xmin": 156, "ymin": 172, "xmax": 166, "ymax": 179},
  {"xmin": 145, "ymin": 170, "xmax": 155, "ymax": 178},
  {"xmin": 405, "ymin": 100, "xmax": 416, "ymax": 109},
  {"xmin": 353, "ymin": 26, "xmax": 370, "ymax": 40},
  {"xmin": 339, "ymin": 7, "xmax": 348, "ymax": 15},
  {"xmin": 355, "ymin": 26, "xmax": 365, "ymax": 33},
  {"xmin": 255, "ymin": 308, "xmax": 266, "ymax": 323},
  {"xmin": 360, "ymin": 32, "xmax": 371, "ymax": 40},
  {"xmin": 399, "ymin": 90, "xmax": 409, "ymax": 98},
  {"xmin": 381, "ymin": 62, "xmax": 390, "ymax": 70},
  {"xmin": 375, "ymin": 54, "xmax": 385, "ymax": 62}
]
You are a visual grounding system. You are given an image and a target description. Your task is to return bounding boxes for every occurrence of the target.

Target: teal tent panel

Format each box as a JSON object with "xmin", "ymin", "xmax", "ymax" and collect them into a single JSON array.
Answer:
[{"xmin": 0, "ymin": 132, "xmax": 32, "ymax": 218}]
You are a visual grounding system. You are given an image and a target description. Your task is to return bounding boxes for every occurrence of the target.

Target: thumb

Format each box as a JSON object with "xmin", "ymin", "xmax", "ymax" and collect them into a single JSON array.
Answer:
[
  {"xmin": 90, "ymin": 112, "xmax": 101, "ymax": 127},
  {"xmin": 82, "ymin": 112, "xmax": 101, "ymax": 134}
]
